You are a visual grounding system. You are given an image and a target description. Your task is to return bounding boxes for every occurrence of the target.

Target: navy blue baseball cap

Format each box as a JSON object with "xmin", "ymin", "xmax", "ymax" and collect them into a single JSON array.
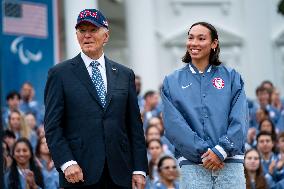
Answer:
[{"xmin": 75, "ymin": 9, "xmax": 109, "ymax": 29}]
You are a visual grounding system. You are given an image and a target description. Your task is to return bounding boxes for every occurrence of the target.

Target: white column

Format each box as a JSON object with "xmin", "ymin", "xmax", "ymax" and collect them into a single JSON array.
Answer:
[
  {"xmin": 125, "ymin": 0, "xmax": 160, "ymax": 92},
  {"xmin": 243, "ymin": 0, "xmax": 274, "ymax": 97},
  {"xmin": 63, "ymin": 0, "xmax": 98, "ymax": 59}
]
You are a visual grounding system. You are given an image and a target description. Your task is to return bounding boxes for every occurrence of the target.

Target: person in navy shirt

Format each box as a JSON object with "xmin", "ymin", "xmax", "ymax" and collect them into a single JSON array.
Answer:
[{"xmin": 161, "ymin": 22, "xmax": 248, "ymax": 188}]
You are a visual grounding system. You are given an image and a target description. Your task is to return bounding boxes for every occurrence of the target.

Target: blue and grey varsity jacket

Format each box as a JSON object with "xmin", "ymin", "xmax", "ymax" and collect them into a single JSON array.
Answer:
[{"xmin": 161, "ymin": 63, "xmax": 248, "ymax": 166}]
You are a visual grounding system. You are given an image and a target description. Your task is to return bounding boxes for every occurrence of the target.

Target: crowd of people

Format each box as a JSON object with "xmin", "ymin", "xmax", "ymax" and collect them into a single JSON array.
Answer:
[
  {"xmin": 244, "ymin": 80, "xmax": 284, "ymax": 189},
  {"xmin": 1, "ymin": 76, "xmax": 284, "ymax": 189},
  {"xmin": 4, "ymin": 6, "xmax": 284, "ymax": 188},
  {"xmin": 140, "ymin": 78, "xmax": 284, "ymax": 189},
  {"xmin": 3, "ymin": 20, "xmax": 284, "ymax": 188},
  {"xmin": 2, "ymin": 82, "xmax": 57, "ymax": 189}
]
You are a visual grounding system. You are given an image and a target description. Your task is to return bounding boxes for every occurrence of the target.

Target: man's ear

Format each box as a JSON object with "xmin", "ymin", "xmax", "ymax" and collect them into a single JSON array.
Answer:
[{"xmin": 104, "ymin": 30, "xmax": 109, "ymax": 44}]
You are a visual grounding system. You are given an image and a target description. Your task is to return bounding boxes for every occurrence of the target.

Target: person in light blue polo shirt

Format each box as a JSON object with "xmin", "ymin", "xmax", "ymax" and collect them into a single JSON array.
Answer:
[{"xmin": 161, "ymin": 22, "xmax": 248, "ymax": 188}]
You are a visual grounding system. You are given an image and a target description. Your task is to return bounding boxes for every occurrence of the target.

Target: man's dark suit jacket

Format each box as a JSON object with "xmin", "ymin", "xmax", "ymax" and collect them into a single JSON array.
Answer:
[{"xmin": 44, "ymin": 54, "xmax": 148, "ymax": 188}]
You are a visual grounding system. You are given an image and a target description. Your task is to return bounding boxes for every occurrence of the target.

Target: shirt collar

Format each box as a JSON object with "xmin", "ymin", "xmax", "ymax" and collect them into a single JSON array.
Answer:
[{"xmin": 80, "ymin": 51, "xmax": 106, "ymax": 70}]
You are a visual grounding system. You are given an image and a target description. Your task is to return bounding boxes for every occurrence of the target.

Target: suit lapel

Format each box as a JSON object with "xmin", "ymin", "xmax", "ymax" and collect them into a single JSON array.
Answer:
[
  {"xmin": 70, "ymin": 54, "xmax": 104, "ymax": 108},
  {"xmin": 104, "ymin": 57, "xmax": 118, "ymax": 110}
]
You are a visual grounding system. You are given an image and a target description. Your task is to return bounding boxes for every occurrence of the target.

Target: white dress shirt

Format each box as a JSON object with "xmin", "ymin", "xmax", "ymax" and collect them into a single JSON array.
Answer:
[
  {"xmin": 61, "ymin": 52, "xmax": 145, "ymax": 177},
  {"xmin": 81, "ymin": 52, "xmax": 107, "ymax": 92}
]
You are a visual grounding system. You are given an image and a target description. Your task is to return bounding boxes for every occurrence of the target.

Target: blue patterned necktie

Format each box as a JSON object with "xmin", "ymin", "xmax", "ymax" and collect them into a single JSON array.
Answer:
[{"xmin": 90, "ymin": 61, "xmax": 106, "ymax": 107}]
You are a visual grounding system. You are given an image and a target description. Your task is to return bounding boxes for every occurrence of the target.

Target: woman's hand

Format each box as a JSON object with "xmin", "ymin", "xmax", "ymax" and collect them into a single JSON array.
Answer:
[
  {"xmin": 201, "ymin": 149, "xmax": 224, "ymax": 171},
  {"xmin": 24, "ymin": 169, "xmax": 38, "ymax": 189}
]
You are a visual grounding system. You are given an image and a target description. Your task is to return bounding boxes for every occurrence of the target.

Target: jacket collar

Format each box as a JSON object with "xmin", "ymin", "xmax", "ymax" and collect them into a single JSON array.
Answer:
[{"xmin": 188, "ymin": 63, "xmax": 212, "ymax": 74}]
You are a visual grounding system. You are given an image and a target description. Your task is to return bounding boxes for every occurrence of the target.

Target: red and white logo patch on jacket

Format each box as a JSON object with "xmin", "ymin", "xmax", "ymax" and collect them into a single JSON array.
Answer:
[{"xmin": 212, "ymin": 77, "xmax": 225, "ymax": 89}]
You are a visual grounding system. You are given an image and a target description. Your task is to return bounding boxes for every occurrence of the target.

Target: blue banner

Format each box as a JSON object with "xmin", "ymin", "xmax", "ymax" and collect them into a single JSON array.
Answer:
[{"xmin": 1, "ymin": 0, "xmax": 58, "ymax": 105}]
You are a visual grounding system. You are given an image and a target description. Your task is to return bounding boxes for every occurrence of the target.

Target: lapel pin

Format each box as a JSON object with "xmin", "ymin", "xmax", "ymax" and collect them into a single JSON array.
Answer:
[{"xmin": 112, "ymin": 67, "xmax": 117, "ymax": 71}]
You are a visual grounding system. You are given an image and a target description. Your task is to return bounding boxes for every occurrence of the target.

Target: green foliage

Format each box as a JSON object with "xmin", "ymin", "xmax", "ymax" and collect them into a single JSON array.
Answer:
[{"xmin": 279, "ymin": 0, "xmax": 284, "ymax": 15}]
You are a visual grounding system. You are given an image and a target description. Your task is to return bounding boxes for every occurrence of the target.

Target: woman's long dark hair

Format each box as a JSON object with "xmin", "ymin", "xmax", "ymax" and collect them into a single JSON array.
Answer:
[
  {"xmin": 244, "ymin": 148, "xmax": 268, "ymax": 189},
  {"xmin": 182, "ymin": 21, "xmax": 221, "ymax": 66},
  {"xmin": 8, "ymin": 138, "xmax": 44, "ymax": 189},
  {"xmin": 147, "ymin": 139, "xmax": 163, "ymax": 180},
  {"xmin": 35, "ymin": 137, "xmax": 51, "ymax": 159}
]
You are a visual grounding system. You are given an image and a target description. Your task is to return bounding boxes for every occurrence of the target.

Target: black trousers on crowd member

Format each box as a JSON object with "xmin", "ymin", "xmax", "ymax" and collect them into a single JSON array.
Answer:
[{"xmin": 67, "ymin": 161, "xmax": 131, "ymax": 189}]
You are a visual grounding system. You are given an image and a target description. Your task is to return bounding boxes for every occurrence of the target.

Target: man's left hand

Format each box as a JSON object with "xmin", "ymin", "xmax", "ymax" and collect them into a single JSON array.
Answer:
[{"xmin": 132, "ymin": 174, "xmax": 146, "ymax": 189}]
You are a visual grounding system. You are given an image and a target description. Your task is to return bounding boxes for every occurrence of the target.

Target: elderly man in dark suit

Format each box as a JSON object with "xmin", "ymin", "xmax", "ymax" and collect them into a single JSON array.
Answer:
[{"xmin": 44, "ymin": 9, "xmax": 148, "ymax": 189}]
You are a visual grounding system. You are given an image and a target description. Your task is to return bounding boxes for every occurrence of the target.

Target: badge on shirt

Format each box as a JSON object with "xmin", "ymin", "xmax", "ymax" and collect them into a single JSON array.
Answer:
[{"xmin": 212, "ymin": 77, "xmax": 225, "ymax": 89}]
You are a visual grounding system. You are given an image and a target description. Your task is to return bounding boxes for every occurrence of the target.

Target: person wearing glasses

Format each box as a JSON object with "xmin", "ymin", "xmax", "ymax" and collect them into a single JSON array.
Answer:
[
  {"xmin": 44, "ymin": 8, "xmax": 148, "ymax": 189},
  {"xmin": 154, "ymin": 156, "xmax": 179, "ymax": 189},
  {"xmin": 161, "ymin": 22, "xmax": 248, "ymax": 188}
]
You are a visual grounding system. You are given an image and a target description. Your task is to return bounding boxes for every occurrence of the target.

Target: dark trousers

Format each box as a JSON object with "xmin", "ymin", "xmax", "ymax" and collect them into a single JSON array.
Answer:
[{"xmin": 67, "ymin": 161, "xmax": 130, "ymax": 189}]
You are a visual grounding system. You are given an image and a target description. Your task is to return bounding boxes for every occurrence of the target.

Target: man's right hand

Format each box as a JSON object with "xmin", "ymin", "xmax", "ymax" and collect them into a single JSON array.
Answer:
[{"xmin": 64, "ymin": 164, "xmax": 84, "ymax": 183}]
